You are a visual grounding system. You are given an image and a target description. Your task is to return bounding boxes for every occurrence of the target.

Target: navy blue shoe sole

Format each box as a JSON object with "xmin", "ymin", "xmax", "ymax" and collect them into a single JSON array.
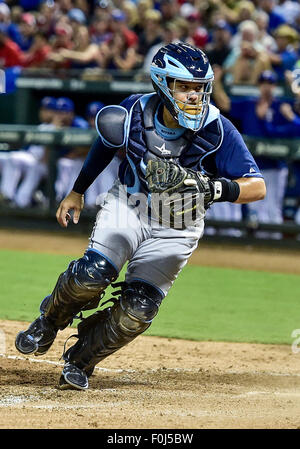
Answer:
[
  {"xmin": 58, "ymin": 374, "xmax": 88, "ymax": 391},
  {"xmin": 15, "ymin": 332, "xmax": 39, "ymax": 355}
]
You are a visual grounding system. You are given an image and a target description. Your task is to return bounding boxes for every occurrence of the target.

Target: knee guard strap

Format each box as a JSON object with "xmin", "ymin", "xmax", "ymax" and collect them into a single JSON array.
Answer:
[
  {"xmin": 44, "ymin": 250, "xmax": 118, "ymax": 330},
  {"xmin": 64, "ymin": 280, "xmax": 164, "ymax": 371}
]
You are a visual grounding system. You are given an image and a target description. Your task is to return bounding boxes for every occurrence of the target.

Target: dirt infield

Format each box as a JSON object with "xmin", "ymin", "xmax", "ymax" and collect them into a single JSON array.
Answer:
[{"xmin": 1, "ymin": 229, "xmax": 300, "ymax": 429}]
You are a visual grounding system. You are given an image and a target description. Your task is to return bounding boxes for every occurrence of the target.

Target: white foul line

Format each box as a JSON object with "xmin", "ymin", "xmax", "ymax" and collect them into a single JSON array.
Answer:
[{"xmin": 1, "ymin": 352, "xmax": 300, "ymax": 378}]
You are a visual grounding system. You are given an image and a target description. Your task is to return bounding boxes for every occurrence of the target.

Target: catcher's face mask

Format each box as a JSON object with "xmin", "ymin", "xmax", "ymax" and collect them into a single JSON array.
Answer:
[
  {"xmin": 167, "ymin": 78, "xmax": 213, "ymax": 129},
  {"xmin": 150, "ymin": 42, "xmax": 214, "ymax": 131}
]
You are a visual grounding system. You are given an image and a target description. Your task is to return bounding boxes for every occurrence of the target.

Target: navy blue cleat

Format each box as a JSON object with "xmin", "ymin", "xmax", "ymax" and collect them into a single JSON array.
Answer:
[
  {"xmin": 58, "ymin": 363, "xmax": 89, "ymax": 391},
  {"xmin": 15, "ymin": 315, "xmax": 57, "ymax": 356}
]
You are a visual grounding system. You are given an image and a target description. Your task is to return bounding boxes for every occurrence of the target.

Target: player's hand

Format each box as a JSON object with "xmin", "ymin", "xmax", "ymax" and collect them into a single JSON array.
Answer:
[
  {"xmin": 280, "ymin": 103, "xmax": 295, "ymax": 122},
  {"xmin": 56, "ymin": 190, "xmax": 84, "ymax": 228}
]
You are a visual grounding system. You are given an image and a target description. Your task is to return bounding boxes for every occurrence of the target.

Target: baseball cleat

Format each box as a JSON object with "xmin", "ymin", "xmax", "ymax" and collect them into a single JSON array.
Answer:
[
  {"xmin": 15, "ymin": 315, "xmax": 57, "ymax": 356},
  {"xmin": 58, "ymin": 362, "xmax": 89, "ymax": 391}
]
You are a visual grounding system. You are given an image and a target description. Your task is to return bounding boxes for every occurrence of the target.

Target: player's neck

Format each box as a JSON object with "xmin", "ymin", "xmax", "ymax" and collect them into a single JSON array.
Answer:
[{"xmin": 162, "ymin": 106, "xmax": 181, "ymax": 129}]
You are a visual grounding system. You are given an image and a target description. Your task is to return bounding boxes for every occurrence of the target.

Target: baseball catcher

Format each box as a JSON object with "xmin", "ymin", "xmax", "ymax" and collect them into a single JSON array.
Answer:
[{"xmin": 15, "ymin": 43, "xmax": 266, "ymax": 390}]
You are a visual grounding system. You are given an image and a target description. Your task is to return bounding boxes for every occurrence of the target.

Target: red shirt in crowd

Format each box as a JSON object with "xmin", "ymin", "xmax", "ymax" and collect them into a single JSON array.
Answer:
[{"xmin": 0, "ymin": 37, "xmax": 24, "ymax": 68}]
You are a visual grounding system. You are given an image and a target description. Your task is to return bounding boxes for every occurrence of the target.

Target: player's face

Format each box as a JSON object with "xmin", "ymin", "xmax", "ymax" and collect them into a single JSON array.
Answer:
[
  {"xmin": 55, "ymin": 110, "xmax": 74, "ymax": 126},
  {"xmin": 169, "ymin": 80, "xmax": 207, "ymax": 115},
  {"xmin": 39, "ymin": 107, "xmax": 55, "ymax": 124},
  {"xmin": 259, "ymin": 81, "xmax": 275, "ymax": 96}
]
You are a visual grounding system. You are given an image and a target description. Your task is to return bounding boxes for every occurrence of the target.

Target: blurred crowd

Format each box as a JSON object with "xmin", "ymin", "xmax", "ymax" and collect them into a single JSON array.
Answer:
[
  {"xmin": 0, "ymin": 96, "xmax": 122, "ymax": 209},
  {"xmin": 0, "ymin": 0, "xmax": 299, "ymax": 81},
  {"xmin": 1, "ymin": 0, "xmax": 300, "ymax": 239}
]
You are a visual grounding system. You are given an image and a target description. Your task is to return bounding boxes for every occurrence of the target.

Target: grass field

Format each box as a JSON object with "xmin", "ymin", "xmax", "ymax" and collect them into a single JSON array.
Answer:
[{"xmin": 0, "ymin": 248, "xmax": 299, "ymax": 345}]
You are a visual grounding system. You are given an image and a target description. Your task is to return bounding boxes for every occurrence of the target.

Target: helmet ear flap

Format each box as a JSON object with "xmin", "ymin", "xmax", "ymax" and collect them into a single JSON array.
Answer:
[{"xmin": 151, "ymin": 78, "xmax": 178, "ymax": 122}]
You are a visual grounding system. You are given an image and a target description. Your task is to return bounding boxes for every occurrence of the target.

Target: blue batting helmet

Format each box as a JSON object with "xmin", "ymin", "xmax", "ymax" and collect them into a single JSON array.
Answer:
[
  {"xmin": 55, "ymin": 97, "xmax": 74, "ymax": 112},
  {"xmin": 150, "ymin": 42, "xmax": 214, "ymax": 131},
  {"xmin": 86, "ymin": 101, "xmax": 105, "ymax": 118},
  {"xmin": 40, "ymin": 96, "xmax": 56, "ymax": 110}
]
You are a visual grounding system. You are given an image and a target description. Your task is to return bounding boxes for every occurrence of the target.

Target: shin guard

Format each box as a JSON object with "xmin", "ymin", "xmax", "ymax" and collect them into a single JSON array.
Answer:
[{"xmin": 63, "ymin": 281, "xmax": 164, "ymax": 373}]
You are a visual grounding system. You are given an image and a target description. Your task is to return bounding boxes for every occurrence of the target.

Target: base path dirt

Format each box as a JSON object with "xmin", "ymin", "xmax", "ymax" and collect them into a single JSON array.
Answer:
[{"xmin": 1, "ymin": 229, "xmax": 300, "ymax": 429}]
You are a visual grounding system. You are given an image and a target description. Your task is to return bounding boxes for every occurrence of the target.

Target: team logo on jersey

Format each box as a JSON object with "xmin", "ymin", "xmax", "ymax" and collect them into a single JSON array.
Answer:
[{"xmin": 154, "ymin": 143, "xmax": 172, "ymax": 156}]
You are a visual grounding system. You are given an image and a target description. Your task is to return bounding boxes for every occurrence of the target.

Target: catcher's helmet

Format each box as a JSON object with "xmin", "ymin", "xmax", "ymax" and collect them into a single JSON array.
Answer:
[{"xmin": 150, "ymin": 42, "xmax": 214, "ymax": 131}]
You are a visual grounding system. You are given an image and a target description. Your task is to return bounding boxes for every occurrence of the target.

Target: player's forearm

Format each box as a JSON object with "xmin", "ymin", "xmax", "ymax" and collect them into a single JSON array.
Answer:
[{"xmin": 233, "ymin": 177, "xmax": 266, "ymax": 203}]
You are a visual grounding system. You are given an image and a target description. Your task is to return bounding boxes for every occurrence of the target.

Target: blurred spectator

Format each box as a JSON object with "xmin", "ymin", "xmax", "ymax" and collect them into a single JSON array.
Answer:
[
  {"xmin": 213, "ymin": 68, "xmax": 290, "ymax": 236},
  {"xmin": 142, "ymin": 21, "xmax": 180, "ymax": 72},
  {"xmin": 171, "ymin": 16, "xmax": 189, "ymax": 42},
  {"xmin": 252, "ymin": 10, "xmax": 277, "ymax": 52},
  {"xmin": 185, "ymin": 11, "xmax": 209, "ymax": 49},
  {"xmin": 234, "ymin": 1, "xmax": 255, "ymax": 23},
  {"xmin": 52, "ymin": 24, "xmax": 100, "ymax": 69},
  {"xmin": 93, "ymin": 0, "xmax": 114, "ymax": 20},
  {"xmin": 122, "ymin": 1, "xmax": 139, "ymax": 30},
  {"xmin": 109, "ymin": 8, "xmax": 139, "ymax": 49},
  {"xmin": 229, "ymin": 19, "xmax": 263, "ymax": 50},
  {"xmin": 259, "ymin": 91, "xmax": 300, "ymax": 136},
  {"xmin": 0, "ymin": 96, "xmax": 56, "ymax": 208},
  {"xmin": 0, "ymin": 3, "xmax": 22, "ymax": 45},
  {"xmin": 67, "ymin": 7, "xmax": 87, "ymax": 36},
  {"xmin": 74, "ymin": 1, "xmax": 90, "ymax": 16},
  {"xmin": 133, "ymin": 0, "xmax": 153, "ymax": 36},
  {"xmin": 224, "ymin": 20, "xmax": 270, "ymax": 84},
  {"xmin": 258, "ymin": 96, "xmax": 300, "ymax": 227},
  {"xmin": 206, "ymin": 19, "xmax": 232, "ymax": 67},
  {"xmin": 0, "ymin": 24, "xmax": 24, "ymax": 68},
  {"xmin": 57, "ymin": 0, "xmax": 74, "ymax": 15},
  {"xmin": 207, "ymin": 0, "xmax": 254, "ymax": 29},
  {"xmin": 273, "ymin": 0, "xmax": 300, "ymax": 28},
  {"xmin": 137, "ymin": 9, "xmax": 162, "ymax": 57},
  {"xmin": 51, "ymin": 21, "xmax": 73, "ymax": 49},
  {"xmin": 54, "ymin": 97, "xmax": 89, "ymax": 202},
  {"xmin": 231, "ymin": 40, "xmax": 270, "ymax": 84},
  {"xmin": 268, "ymin": 24, "xmax": 298, "ymax": 82},
  {"xmin": 100, "ymin": 29, "xmax": 142, "ymax": 71},
  {"xmin": 159, "ymin": 0, "xmax": 179, "ymax": 25},
  {"xmin": 22, "ymin": 31, "xmax": 52, "ymax": 68},
  {"xmin": 90, "ymin": 14, "xmax": 112, "ymax": 45},
  {"xmin": 258, "ymin": 0, "xmax": 286, "ymax": 33},
  {"xmin": 16, "ymin": 12, "xmax": 37, "ymax": 52},
  {"xmin": 36, "ymin": 1, "xmax": 59, "ymax": 38},
  {"xmin": 46, "ymin": 21, "xmax": 73, "ymax": 69},
  {"xmin": 19, "ymin": 0, "xmax": 44, "ymax": 11},
  {"xmin": 85, "ymin": 101, "xmax": 105, "ymax": 129}
]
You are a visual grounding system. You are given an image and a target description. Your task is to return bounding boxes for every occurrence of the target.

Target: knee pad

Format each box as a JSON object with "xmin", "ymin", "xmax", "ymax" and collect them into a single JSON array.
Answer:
[
  {"xmin": 71, "ymin": 250, "xmax": 118, "ymax": 296},
  {"xmin": 120, "ymin": 280, "xmax": 164, "ymax": 325},
  {"xmin": 44, "ymin": 250, "xmax": 118, "ymax": 329}
]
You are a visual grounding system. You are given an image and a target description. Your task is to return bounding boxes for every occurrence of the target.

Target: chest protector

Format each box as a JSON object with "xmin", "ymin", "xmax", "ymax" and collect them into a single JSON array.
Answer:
[{"xmin": 123, "ymin": 93, "xmax": 223, "ymax": 193}]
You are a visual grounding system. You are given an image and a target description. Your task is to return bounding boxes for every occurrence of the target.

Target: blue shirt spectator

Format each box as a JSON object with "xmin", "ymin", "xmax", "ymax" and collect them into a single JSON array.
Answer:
[
  {"xmin": 259, "ymin": 0, "xmax": 286, "ymax": 33},
  {"xmin": 269, "ymin": 24, "xmax": 299, "ymax": 81}
]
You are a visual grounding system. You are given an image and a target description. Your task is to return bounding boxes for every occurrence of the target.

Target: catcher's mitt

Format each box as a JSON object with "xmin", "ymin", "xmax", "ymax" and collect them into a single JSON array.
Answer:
[{"xmin": 145, "ymin": 159, "xmax": 214, "ymax": 228}]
